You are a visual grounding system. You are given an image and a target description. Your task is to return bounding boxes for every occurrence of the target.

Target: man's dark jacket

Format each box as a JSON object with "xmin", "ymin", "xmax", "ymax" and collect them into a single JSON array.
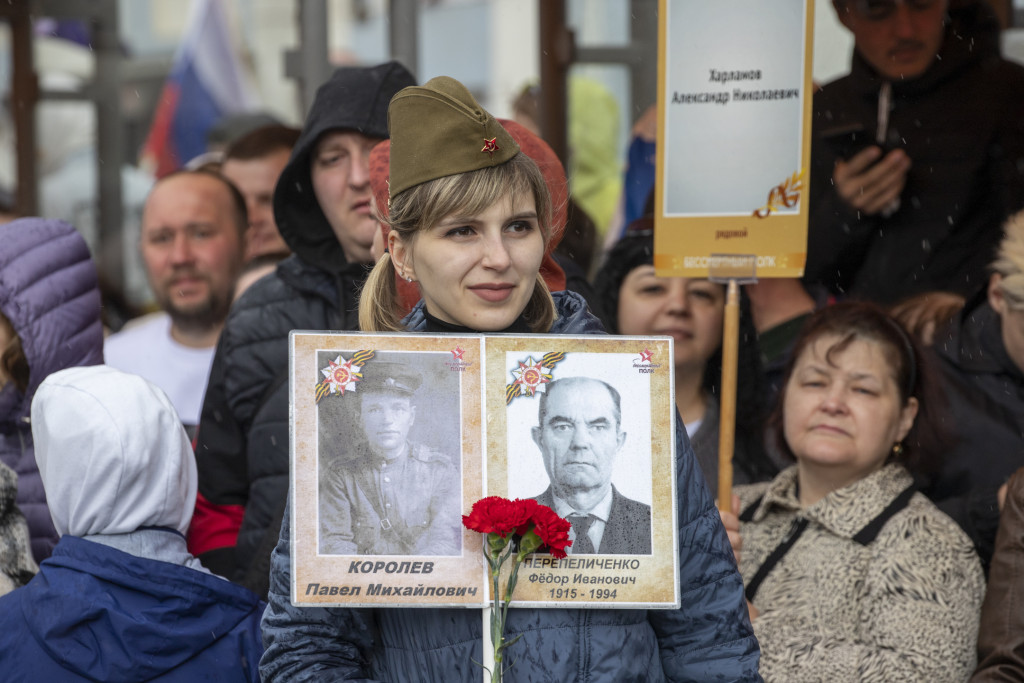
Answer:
[
  {"xmin": 535, "ymin": 485, "xmax": 652, "ymax": 554},
  {"xmin": 806, "ymin": 1, "xmax": 1024, "ymax": 303},
  {"xmin": 189, "ymin": 63, "xmax": 416, "ymax": 593},
  {"xmin": 922, "ymin": 291, "xmax": 1024, "ymax": 568}
]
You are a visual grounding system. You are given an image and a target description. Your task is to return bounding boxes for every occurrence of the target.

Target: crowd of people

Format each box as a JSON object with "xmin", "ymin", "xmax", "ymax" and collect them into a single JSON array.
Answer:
[{"xmin": 1, "ymin": 0, "xmax": 1024, "ymax": 680}]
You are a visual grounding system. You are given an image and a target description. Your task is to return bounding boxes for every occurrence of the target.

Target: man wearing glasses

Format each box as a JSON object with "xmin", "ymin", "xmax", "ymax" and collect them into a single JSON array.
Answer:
[{"xmin": 805, "ymin": 0, "xmax": 1024, "ymax": 305}]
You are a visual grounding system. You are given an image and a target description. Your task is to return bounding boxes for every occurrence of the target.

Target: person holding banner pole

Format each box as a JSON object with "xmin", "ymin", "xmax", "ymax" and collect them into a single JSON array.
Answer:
[
  {"xmin": 259, "ymin": 76, "xmax": 760, "ymax": 683},
  {"xmin": 594, "ymin": 225, "xmax": 777, "ymax": 498}
]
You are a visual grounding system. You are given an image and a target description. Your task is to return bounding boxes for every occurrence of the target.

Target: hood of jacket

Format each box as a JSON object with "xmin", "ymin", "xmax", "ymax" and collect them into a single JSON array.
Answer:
[
  {"xmin": 31, "ymin": 365, "xmax": 196, "ymax": 537},
  {"xmin": 403, "ymin": 289, "xmax": 605, "ymax": 335},
  {"xmin": 846, "ymin": 0, "xmax": 1001, "ymax": 98},
  {"xmin": 273, "ymin": 62, "xmax": 415, "ymax": 274},
  {"xmin": 21, "ymin": 535, "xmax": 262, "ymax": 680},
  {"xmin": 0, "ymin": 218, "xmax": 103, "ymax": 425}
]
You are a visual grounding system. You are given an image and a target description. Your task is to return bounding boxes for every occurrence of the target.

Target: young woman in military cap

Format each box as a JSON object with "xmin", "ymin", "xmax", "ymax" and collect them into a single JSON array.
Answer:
[
  {"xmin": 260, "ymin": 75, "xmax": 761, "ymax": 683},
  {"xmin": 359, "ymin": 75, "xmax": 559, "ymax": 334}
]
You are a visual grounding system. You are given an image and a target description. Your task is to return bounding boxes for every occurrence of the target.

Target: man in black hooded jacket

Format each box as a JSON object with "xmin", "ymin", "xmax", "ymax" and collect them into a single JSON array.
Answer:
[
  {"xmin": 805, "ymin": 0, "xmax": 1024, "ymax": 304},
  {"xmin": 189, "ymin": 62, "xmax": 415, "ymax": 594}
]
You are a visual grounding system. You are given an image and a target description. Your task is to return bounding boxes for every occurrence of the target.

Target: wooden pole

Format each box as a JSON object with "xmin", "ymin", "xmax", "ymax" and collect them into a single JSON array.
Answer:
[
  {"xmin": 538, "ymin": 0, "xmax": 571, "ymax": 167},
  {"xmin": 8, "ymin": 3, "xmax": 38, "ymax": 217},
  {"xmin": 717, "ymin": 279, "xmax": 740, "ymax": 513}
]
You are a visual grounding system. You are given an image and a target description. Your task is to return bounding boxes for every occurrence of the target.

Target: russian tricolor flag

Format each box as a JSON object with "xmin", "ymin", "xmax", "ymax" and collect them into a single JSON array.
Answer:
[{"xmin": 140, "ymin": 0, "xmax": 259, "ymax": 177}]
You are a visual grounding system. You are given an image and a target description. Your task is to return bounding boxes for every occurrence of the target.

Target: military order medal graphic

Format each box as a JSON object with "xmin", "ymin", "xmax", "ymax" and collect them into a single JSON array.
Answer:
[
  {"xmin": 316, "ymin": 350, "xmax": 375, "ymax": 403},
  {"xmin": 506, "ymin": 351, "xmax": 566, "ymax": 404}
]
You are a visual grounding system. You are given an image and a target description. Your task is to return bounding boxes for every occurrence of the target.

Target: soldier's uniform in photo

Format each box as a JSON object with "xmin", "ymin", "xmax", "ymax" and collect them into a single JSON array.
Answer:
[{"xmin": 319, "ymin": 362, "xmax": 460, "ymax": 556}]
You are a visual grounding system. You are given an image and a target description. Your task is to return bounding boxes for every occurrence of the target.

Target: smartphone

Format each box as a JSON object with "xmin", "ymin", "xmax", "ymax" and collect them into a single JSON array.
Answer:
[{"xmin": 820, "ymin": 123, "xmax": 882, "ymax": 161}]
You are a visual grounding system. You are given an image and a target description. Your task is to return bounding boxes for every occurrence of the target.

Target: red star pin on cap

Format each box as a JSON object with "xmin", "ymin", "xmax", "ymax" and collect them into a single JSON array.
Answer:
[{"xmin": 481, "ymin": 137, "xmax": 499, "ymax": 156}]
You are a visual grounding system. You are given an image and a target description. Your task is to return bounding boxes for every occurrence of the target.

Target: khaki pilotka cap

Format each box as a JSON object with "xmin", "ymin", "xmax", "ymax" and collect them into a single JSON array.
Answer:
[
  {"xmin": 358, "ymin": 361, "xmax": 422, "ymax": 396},
  {"xmin": 386, "ymin": 75, "xmax": 520, "ymax": 200}
]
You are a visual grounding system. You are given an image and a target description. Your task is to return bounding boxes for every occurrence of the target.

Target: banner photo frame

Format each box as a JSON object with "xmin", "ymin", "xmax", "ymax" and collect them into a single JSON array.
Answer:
[
  {"xmin": 290, "ymin": 332, "xmax": 679, "ymax": 609},
  {"xmin": 291, "ymin": 332, "xmax": 485, "ymax": 608},
  {"xmin": 485, "ymin": 334, "xmax": 679, "ymax": 609},
  {"xmin": 655, "ymin": 0, "xmax": 815, "ymax": 278}
]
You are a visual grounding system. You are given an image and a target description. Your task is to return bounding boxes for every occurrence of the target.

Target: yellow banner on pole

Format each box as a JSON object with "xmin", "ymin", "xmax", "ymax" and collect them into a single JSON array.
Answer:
[{"xmin": 655, "ymin": 0, "xmax": 815, "ymax": 278}]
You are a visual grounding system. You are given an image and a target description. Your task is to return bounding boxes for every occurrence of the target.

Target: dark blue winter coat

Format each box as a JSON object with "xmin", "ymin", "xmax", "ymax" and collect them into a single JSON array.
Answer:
[
  {"xmin": 0, "ymin": 218, "xmax": 103, "ymax": 563},
  {"xmin": 0, "ymin": 535, "xmax": 265, "ymax": 682},
  {"xmin": 260, "ymin": 290, "xmax": 762, "ymax": 682}
]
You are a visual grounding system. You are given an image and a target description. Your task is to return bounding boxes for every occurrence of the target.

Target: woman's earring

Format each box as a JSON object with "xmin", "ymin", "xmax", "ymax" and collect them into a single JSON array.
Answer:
[{"xmin": 891, "ymin": 442, "xmax": 904, "ymax": 457}]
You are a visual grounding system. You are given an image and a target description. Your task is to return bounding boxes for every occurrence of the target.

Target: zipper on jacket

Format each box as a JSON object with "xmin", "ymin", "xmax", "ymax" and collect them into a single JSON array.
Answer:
[{"xmin": 578, "ymin": 608, "xmax": 591, "ymax": 682}]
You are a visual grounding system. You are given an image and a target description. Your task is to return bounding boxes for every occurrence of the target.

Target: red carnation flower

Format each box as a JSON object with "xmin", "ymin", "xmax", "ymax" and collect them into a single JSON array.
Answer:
[
  {"xmin": 513, "ymin": 498, "xmax": 540, "ymax": 536},
  {"xmin": 530, "ymin": 504, "xmax": 572, "ymax": 559},
  {"xmin": 464, "ymin": 496, "xmax": 576, "ymax": 680},
  {"xmin": 462, "ymin": 496, "xmax": 535, "ymax": 538}
]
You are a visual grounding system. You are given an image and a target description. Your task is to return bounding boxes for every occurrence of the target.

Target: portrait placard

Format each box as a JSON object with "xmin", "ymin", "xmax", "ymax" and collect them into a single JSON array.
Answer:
[
  {"xmin": 654, "ymin": 0, "xmax": 815, "ymax": 277},
  {"xmin": 291, "ymin": 332, "xmax": 485, "ymax": 607},
  {"xmin": 291, "ymin": 332, "xmax": 678, "ymax": 609},
  {"xmin": 488, "ymin": 335, "xmax": 678, "ymax": 609}
]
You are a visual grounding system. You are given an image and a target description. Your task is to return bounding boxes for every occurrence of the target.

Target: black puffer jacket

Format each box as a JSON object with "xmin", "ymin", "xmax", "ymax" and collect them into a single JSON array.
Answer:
[
  {"xmin": 923, "ymin": 291, "xmax": 1024, "ymax": 568},
  {"xmin": 190, "ymin": 63, "xmax": 416, "ymax": 593},
  {"xmin": 805, "ymin": 1, "xmax": 1024, "ymax": 303}
]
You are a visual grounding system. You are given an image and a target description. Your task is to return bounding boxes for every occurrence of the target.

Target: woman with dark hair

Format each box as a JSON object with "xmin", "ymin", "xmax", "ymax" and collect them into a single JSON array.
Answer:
[
  {"xmin": 593, "ymin": 221, "xmax": 777, "ymax": 489},
  {"xmin": 722, "ymin": 302, "xmax": 983, "ymax": 682}
]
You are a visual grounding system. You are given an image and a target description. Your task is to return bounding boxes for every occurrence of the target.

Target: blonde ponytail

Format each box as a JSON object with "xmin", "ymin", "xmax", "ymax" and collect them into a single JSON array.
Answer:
[
  {"xmin": 524, "ymin": 272, "xmax": 556, "ymax": 333},
  {"xmin": 358, "ymin": 253, "xmax": 406, "ymax": 332}
]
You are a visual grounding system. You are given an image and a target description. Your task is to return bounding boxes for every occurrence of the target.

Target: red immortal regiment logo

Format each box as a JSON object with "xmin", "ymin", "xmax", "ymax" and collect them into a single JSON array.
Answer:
[
  {"xmin": 446, "ymin": 345, "xmax": 473, "ymax": 372},
  {"xmin": 633, "ymin": 347, "xmax": 661, "ymax": 374}
]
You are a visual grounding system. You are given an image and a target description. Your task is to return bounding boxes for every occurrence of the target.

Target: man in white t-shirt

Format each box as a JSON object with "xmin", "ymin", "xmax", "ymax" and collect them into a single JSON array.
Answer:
[{"xmin": 104, "ymin": 170, "xmax": 246, "ymax": 437}]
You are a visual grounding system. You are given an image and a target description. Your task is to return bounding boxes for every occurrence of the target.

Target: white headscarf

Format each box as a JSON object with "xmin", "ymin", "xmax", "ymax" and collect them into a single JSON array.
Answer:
[{"xmin": 31, "ymin": 365, "xmax": 196, "ymax": 538}]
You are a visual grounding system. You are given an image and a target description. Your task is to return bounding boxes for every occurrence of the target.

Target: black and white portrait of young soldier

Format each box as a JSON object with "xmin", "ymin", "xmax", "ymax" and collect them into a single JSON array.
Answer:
[
  {"xmin": 317, "ymin": 354, "xmax": 461, "ymax": 557},
  {"xmin": 529, "ymin": 376, "xmax": 652, "ymax": 555}
]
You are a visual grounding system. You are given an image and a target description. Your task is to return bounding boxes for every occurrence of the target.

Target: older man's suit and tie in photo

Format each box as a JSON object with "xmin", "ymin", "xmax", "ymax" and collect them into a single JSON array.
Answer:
[{"xmin": 530, "ymin": 377, "xmax": 651, "ymax": 555}]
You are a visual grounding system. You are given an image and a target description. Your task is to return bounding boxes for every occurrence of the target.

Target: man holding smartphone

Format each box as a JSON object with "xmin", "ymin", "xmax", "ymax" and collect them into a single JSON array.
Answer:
[{"xmin": 805, "ymin": 0, "xmax": 1024, "ymax": 304}]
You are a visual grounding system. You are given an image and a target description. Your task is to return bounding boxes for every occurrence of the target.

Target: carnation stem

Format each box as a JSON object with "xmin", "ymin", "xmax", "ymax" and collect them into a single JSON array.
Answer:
[
  {"xmin": 490, "ymin": 546, "xmax": 504, "ymax": 682},
  {"xmin": 501, "ymin": 555, "xmax": 524, "ymax": 644}
]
